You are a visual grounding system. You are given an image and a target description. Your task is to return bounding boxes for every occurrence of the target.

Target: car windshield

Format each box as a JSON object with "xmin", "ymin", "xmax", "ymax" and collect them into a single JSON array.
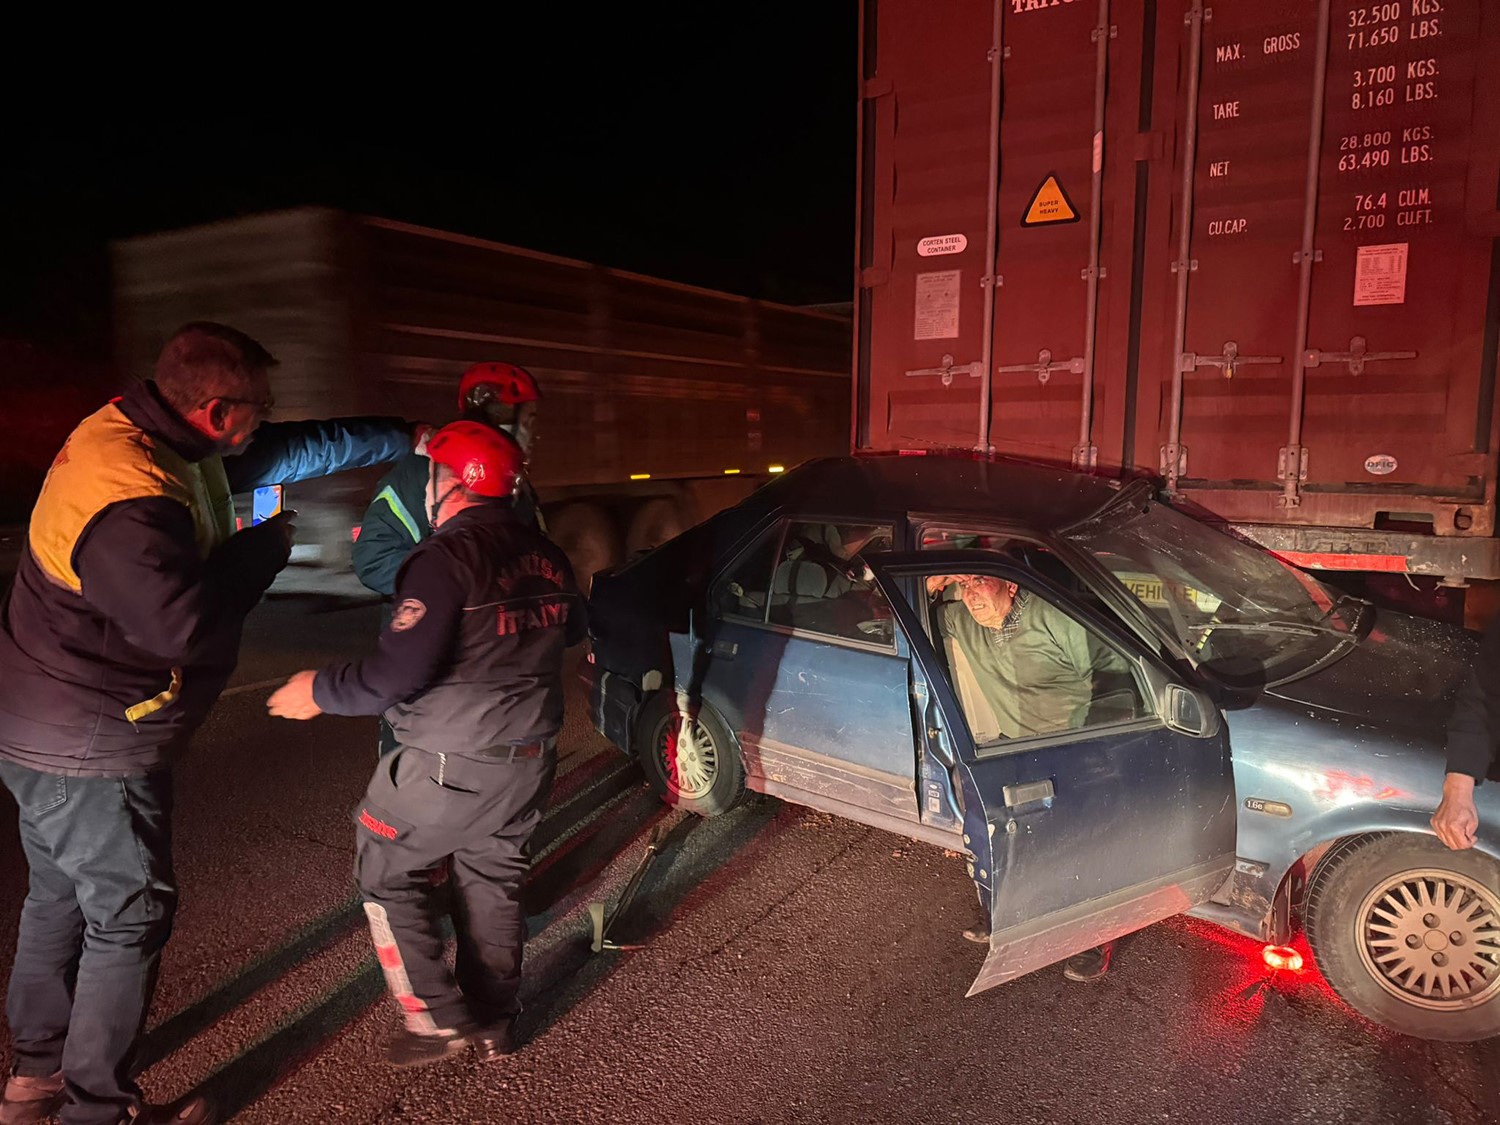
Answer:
[{"xmin": 1062, "ymin": 496, "xmax": 1365, "ymax": 686}]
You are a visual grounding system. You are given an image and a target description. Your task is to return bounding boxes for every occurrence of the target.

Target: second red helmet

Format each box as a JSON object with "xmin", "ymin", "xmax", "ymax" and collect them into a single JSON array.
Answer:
[
  {"xmin": 426, "ymin": 421, "xmax": 525, "ymax": 498},
  {"xmin": 457, "ymin": 361, "xmax": 541, "ymax": 412}
]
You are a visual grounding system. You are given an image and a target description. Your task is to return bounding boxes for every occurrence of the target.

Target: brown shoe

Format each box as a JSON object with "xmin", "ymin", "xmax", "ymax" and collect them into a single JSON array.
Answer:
[
  {"xmin": 0, "ymin": 1072, "xmax": 64, "ymax": 1125},
  {"xmin": 126, "ymin": 1095, "xmax": 217, "ymax": 1124}
]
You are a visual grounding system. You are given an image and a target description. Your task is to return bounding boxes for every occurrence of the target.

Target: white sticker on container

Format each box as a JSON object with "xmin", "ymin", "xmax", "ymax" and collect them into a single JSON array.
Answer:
[
  {"xmin": 914, "ymin": 270, "xmax": 961, "ymax": 341},
  {"xmin": 1092, "ymin": 131, "xmax": 1103, "ymax": 174},
  {"xmin": 917, "ymin": 233, "xmax": 969, "ymax": 257},
  {"xmin": 1364, "ymin": 454, "xmax": 1398, "ymax": 476},
  {"xmin": 1353, "ymin": 243, "xmax": 1409, "ymax": 307}
]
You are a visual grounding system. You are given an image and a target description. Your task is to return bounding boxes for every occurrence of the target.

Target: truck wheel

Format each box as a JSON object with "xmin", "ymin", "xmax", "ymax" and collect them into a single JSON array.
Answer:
[
  {"xmin": 548, "ymin": 502, "xmax": 619, "ymax": 594},
  {"xmin": 624, "ymin": 497, "xmax": 689, "ymax": 557},
  {"xmin": 634, "ymin": 692, "xmax": 745, "ymax": 817},
  {"xmin": 1304, "ymin": 833, "xmax": 1500, "ymax": 1041}
]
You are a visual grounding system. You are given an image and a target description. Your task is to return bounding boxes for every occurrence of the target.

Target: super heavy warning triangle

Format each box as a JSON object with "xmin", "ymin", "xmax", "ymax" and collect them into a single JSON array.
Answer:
[{"xmin": 1020, "ymin": 173, "xmax": 1080, "ymax": 227}]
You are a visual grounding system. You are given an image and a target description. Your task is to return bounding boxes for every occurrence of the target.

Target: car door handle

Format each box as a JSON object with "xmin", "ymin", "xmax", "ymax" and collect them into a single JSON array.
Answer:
[
  {"xmin": 1003, "ymin": 779, "xmax": 1054, "ymax": 809},
  {"xmin": 711, "ymin": 640, "xmax": 738, "ymax": 658}
]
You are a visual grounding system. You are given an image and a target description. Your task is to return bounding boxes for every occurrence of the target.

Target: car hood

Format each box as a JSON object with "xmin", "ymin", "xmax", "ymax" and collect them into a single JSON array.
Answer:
[{"xmin": 1263, "ymin": 608, "xmax": 1477, "ymax": 740}]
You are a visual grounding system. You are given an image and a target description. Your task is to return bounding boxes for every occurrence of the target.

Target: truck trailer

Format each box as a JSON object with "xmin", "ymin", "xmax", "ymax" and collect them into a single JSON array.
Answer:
[
  {"xmin": 855, "ymin": 0, "xmax": 1500, "ymax": 615},
  {"xmin": 111, "ymin": 208, "xmax": 851, "ymax": 588}
]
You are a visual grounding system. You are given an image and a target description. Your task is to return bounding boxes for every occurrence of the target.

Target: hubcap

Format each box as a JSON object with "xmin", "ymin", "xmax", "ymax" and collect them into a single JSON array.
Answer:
[
  {"xmin": 1357, "ymin": 868, "xmax": 1500, "ymax": 1011},
  {"xmin": 657, "ymin": 714, "xmax": 718, "ymax": 801}
]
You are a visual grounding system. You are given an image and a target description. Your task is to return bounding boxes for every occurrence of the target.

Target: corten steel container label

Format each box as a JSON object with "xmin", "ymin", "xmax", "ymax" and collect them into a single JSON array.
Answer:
[{"xmin": 858, "ymin": 0, "xmax": 1499, "ymax": 536}]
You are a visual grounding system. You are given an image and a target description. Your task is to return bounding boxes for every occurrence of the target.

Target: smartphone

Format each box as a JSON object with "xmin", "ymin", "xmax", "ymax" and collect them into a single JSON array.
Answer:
[{"xmin": 251, "ymin": 485, "xmax": 284, "ymax": 525}]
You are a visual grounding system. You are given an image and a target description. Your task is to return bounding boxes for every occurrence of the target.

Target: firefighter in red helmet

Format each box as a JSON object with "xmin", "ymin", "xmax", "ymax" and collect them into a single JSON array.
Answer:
[
  {"xmin": 268, "ymin": 422, "xmax": 585, "ymax": 1067},
  {"xmin": 353, "ymin": 362, "xmax": 547, "ymax": 757}
]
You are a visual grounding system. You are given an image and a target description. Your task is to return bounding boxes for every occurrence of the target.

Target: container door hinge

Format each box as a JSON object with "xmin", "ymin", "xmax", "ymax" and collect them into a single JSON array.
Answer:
[
  {"xmin": 904, "ymin": 354, "xmax": 983, "ymax": 387},
  {"xmin": 996, "ymin": 349, "xmax": 1084, "ymax": 385},
  {"xmin": 1302, "ymin": 336, "xmax": 1418, "ymax": 377},
  {"xmin": 1160, "ymin": 443, "xmax": 1188, "ymax": 479},
  {"xmin": 1277, "ymin": 445, "xmax": 1309, "ymax": 484},
  {"xmin": 1179, "ymin": 340, "xmax": 1282, "ymax": 380}
]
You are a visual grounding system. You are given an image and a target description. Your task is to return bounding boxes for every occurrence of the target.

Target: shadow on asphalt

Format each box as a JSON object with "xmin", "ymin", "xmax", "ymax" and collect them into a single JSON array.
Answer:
[
  {"xmin": 137, "ymin": 761, "xmax": 645, "ymax": 1079},
  {"xmin": 171, "ymin": 772, "xmax": 762, "ymax": 1120},
  {"xmin": 136, "ymin": 896, "xmax": 365, "ymax": 1072},
  {"xmin": 514, "ymin": 797, "xmax": 781, "ymax": 1048}
]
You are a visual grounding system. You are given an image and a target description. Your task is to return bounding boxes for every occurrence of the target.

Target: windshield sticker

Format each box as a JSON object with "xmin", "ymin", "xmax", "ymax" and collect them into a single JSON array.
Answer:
[{"xmin": 1117, "ymin": 572, "xmax": 1222, "ymax": 614}]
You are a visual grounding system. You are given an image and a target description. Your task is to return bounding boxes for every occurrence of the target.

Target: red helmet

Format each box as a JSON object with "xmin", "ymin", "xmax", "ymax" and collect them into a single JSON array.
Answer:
[
  {"xmin": 457, "ymin": 362, "xmax": 541, "ymax": 412},
  {"xmin": 426, "ymin": 421, "xmax": 524, "ymax": 498}
]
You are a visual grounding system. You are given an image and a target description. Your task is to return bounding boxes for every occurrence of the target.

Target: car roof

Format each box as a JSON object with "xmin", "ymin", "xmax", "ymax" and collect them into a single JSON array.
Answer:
[{"xmin": 751, "ymin": 454, "xmax": 1126, "ymax": 534}]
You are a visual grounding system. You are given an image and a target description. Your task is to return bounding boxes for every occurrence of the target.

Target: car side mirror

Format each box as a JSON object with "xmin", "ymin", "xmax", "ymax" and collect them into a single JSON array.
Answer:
[{"xmin": 1163, "ymin": 683, "xmax": 1221, "ymax": 739}]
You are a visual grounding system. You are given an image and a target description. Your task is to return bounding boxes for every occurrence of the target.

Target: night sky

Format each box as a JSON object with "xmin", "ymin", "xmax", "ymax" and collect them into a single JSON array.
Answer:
[{"xmin": 0, "ymin": 8, "xmax": 857, "ymax": 356}]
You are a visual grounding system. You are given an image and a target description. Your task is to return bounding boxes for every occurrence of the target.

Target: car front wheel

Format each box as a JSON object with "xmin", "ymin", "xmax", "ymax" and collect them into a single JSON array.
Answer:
[
  {"xmin": 1305, "ymin": 833, "xmax": 1500, "ymax": 1041},
  {"xmin": 634, "ymin": 693, "xmax": 746, "ymax": 817}
]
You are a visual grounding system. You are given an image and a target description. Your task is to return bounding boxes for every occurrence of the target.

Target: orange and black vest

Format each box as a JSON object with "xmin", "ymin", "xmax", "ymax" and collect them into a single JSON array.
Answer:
[{"xmin": 0, "ymin": 385, "xmax": 240, "ymax": 776}]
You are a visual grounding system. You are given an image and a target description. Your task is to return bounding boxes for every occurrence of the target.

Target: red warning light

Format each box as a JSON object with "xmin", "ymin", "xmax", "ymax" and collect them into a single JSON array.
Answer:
[{"xmin": 1262, "ymin": 945, "xmax": 1304, "ymax": 973}]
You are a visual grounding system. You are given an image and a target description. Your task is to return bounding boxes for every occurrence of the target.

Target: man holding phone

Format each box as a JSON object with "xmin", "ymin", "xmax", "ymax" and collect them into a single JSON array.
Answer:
[{"xmin": 0, "ymin": 323, "xmax": 416, "ymax": 1125}]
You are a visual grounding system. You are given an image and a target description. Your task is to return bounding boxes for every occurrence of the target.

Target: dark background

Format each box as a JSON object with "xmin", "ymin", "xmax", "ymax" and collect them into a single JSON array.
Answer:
[
  {"xmin": 0, "ymin": 9, "xmax": 858, "ymax": 515},
  {"xmin": 0, "ymin": 8, "xmax": 858, "ymax": 358}
]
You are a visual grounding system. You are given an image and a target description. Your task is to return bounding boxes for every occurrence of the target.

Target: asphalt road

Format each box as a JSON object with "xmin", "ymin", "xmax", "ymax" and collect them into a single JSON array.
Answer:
[{"xmin": 0, "ymin": 588, "xmax": 1496, "ymax": 1124}]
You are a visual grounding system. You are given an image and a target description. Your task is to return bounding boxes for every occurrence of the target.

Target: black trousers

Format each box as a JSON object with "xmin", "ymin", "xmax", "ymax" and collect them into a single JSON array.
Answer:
[
  {"xmin": 0, "ymin": 761, "xmax": 175, "ymax": 1125},
  {"xmin": 354, "ymin": 744, "xmax": 555, "ymax": 1034}
]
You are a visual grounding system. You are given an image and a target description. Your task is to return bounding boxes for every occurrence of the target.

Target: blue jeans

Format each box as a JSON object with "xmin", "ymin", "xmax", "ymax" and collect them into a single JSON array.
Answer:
[{"xmin": 0, "ymin": 760, "xmax": 176, "ymax": 1125}]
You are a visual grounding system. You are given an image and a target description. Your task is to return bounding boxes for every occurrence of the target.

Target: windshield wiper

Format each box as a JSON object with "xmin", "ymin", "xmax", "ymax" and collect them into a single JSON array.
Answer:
[{"xmin": 1190, "ymin": 621, "xmax": 1338, "ymax": 639}]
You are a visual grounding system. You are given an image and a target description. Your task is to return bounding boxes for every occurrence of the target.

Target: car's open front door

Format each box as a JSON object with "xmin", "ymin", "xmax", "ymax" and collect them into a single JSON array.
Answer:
[{"xmin": 870, "ymin": 552, "xmax": 1238, "ymax": 996}]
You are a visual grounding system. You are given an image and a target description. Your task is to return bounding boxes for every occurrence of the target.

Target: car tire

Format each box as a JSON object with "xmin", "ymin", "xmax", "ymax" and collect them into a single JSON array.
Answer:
[
  {"xmin": 634, "ymin": 692, "xmax": 745, "ymax": 817},
  {"xmin": 1304, "ymin": 833, "xmax": 1500, "ymax": 1041}
]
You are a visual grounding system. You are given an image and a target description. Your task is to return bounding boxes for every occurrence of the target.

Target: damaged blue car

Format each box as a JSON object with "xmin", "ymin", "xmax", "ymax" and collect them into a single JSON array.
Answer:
[{"xmin": 583, "ymin": 454, "xmax": 1500, "ymax": 1041}]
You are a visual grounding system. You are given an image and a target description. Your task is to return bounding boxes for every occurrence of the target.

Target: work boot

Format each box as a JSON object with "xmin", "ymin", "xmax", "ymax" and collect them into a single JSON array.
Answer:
[
  {"xmin": 0, "ymin": 1071, "xmax": 64, "ymax": 1125},
  {"xmin": 383, "ymin": 1028, "xmax": 470, "ymax": 1069},
  {"xmin": 471, "ymin": 1018, "xmax": 517, "ymax": 1064},
  {"xmin": 1062, "ymin": 940, "xmax": 1117, "ymax": 983},
  {"xmin": 124, "ymin": 1094, "xmax": 217, "ymax": 1123}
]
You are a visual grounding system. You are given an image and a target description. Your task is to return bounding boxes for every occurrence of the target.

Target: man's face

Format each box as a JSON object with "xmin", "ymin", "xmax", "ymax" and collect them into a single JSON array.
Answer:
[
  {"xmin": 509, "ymin": 401, "xmax": 539, "ymax": 458},
  {"xmin": 959, "ymin": 576, "xmax": 1018, "ymax": 629},
  {"xmin": 208, "ymin": 370, "xmax": 274, "ymax": 453}
]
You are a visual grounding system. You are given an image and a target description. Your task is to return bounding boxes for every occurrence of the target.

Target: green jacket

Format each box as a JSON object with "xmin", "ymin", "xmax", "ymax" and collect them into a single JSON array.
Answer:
[{"xmin": 938, "ymin": 591, "xmax": 1127, "ymax": 740}]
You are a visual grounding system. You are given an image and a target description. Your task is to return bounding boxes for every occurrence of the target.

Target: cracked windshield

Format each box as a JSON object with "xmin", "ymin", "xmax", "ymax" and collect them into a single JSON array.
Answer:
[{"xmin": 1063, "ymin": 498, "xmax": 1365, "ymax": 687}]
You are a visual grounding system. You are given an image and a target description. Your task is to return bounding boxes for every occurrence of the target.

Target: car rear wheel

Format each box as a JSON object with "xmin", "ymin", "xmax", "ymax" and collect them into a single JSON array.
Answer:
[
  {"xmin": 634, "ymin": 693, "xmax": 745, "ymax": 817},
  {"xmin": 1305, "ymin": 833, "xmax": 1500, "ymax": 1041}
]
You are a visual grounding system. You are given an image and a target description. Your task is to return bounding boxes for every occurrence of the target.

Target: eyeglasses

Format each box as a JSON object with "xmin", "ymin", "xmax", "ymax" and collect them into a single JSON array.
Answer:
[{"xmin": 198, "ymin": 396, "xmax": 274, "ymax": 418}]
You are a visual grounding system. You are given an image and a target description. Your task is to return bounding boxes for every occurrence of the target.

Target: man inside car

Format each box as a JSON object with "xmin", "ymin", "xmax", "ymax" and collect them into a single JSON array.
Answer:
[{"xmin": 929, "ymin": 572, "xmax": 1126, "ymax": 983}]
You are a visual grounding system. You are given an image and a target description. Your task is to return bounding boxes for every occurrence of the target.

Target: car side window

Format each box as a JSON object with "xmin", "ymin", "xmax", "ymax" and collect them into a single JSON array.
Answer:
[
  {"xmin": 767, "ymin": 521, "xmax": 895, "ymax": 643},
  {"xmin": 713, "ymin": 524, "xmax": 784, "ymax": 623},
  {"xmin": 925, "ymin": 573, "xmax": 1148, "ymax": 748}
]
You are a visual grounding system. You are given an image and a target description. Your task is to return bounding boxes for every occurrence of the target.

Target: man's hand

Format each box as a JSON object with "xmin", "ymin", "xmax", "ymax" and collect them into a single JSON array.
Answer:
[
  {"xmin": 927, "ymin": 574, "xmax": 958, "ymax": 597},
  {"xmin": 255, "ymin": 509, "xmax": 299, "ymax": 559},
  {"xmin": 267, "ymin": 670, "xmax": 323, "ymax": 720},
  {"xmin": 1432, "ymin": 772, "xmax": 1480, "ymax": 850}
]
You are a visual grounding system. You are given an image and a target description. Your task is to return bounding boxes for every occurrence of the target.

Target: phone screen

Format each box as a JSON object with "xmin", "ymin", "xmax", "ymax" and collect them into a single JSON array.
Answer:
[{"xmin": 251, "ymin": 485, "xmax": 284, "ymax": 526}]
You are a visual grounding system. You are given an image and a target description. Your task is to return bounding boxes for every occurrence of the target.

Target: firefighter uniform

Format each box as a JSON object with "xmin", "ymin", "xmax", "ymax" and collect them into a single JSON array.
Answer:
[
  {"xmin": 353, "ymin": 453, "xmax": 546, "ymax": 758},
  {"xmin": 313, "ymin": 499, "xmax": 584, "ymax": 1037}
]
